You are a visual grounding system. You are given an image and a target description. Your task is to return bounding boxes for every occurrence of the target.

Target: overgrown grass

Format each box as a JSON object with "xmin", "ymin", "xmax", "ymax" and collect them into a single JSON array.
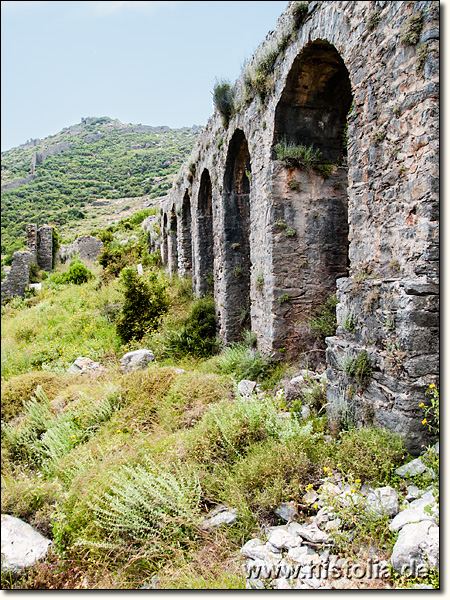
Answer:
[
  {"xmin": 1, "ymin": 266, "xmax": 122, "ymax": 380},
  {"xmin": 1, "ymin": 254, "xmax": 425, "ymax": 589}
]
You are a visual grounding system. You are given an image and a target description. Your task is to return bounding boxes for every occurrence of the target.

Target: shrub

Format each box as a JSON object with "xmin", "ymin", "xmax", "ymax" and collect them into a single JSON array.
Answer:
[
  {"xmin": 291, "ymin": 2, "xmax": 309, "ymax": 29},
  {"xmin": 49, "ymin": 259, "xmax": 93, "ymax": 285},
  {"xmin": 307, "ymin": 295, "xmax": 338, "ymax": 339},
  {"xmin": 216, "ymin": 342, "xmax": 270, "ymax": 381},
  {"xmin": 219, "ymin": 438, "xmax": 322, "ymax": 518},
  {"xmin": 274, "ymin": 140, "xmax": 335, "ymax": 178},
  {"xmin": 160, "ymin": 296, "xmax": 219, "ymax": 359},
  {"xmin": 28, "ymin": 262, "xmax": 41, "ymax": 284},
  {"xmin": 1, "ymin": 468, "xmax": 61, "ymax": 526},
  {"xmin": 352, "ymin": 350, "xmax": 372, "ymax": 389},
  {"xmin": 182, "ymin": 394, "xmax": 322, "ymax": 467},
  {"xmin": 116, "ymin": 267, "xmax": 169, "ymax": 343},
  {"xmin": 86, "ymin": 461, "xmax": 202, "ymax": 549},
  {"xmin": 333, "ymin": 426, "xmax": 405, "ymax": 485},
  {"xmin": 400, "ymin": 11, "xmax": 423, "ymax": 45},
  {"xmin": 158, "ymin": 372, "xmax": 232, "ymax": 430},
  {"xmin": 212, "ymin": 79, "xmax": 234, "ymax": 127}
]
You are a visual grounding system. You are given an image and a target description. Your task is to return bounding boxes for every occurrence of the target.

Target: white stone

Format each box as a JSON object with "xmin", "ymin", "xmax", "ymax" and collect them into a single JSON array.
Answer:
[
  {"xmin": 275, "ymin": 501, "xmax": 299, "ymax": 522},
  {"xmin": 240, "ymin": 539, "xmax": 282, "ymax": 564},
  {"xmin": 287, "ymin": 545, "xmax": 313, "ymax": 564},
  {"xmin": 1, "ymin": 514, "xmax": 51, "ymax": 575},
  {"xmin": 119, "ymin": 349, "xmax": 155, "ymax": 373},
  {"xmin": 366, "ymin": 486, "xmax": 399, "ymax": 517},
  {"xmin": 290, "ymin": 522, "xmax": 330, "ymax": 544},
  {"xmin": 406, "ymin": 485, "xmax": 421, "ymax": 501},
  {"xmin": 390, "ymin": 520, "xmax": 439, "ymax": 573},
  {"xmin": 302, "ymin": 489, "xmax": 319, "ymax": 505},
  {"xmin": 275, "ymin": 577, "xmax": 292, "ymax": 589},
  {"xmin": 395, "ymin": 457, "xmax": 435, "ymax": 479},
  {"xmin": 237, "ymin": 379, "xmax": 257, "ymax": 397},
  {"xmin": 200, "ymin": 506, "xmax": 238, "ymax": 529},
  {"xmin": 268, "ymin": 528, "xmax": 299, "ymax": 550}
]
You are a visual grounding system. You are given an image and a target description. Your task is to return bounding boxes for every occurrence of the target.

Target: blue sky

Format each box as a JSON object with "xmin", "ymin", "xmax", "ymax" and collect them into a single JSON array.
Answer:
[{"xmin": 1, "ymin": 0, "xmax": 288, "ymax": 150}]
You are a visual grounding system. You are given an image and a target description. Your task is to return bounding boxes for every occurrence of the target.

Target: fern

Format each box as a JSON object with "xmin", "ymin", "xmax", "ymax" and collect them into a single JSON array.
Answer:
[{"xmin": 88, "ymin": 461, "xmax": 202, "ymax": 545}]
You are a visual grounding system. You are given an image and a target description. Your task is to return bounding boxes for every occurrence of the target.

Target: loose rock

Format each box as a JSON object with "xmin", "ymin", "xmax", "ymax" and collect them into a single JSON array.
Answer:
[
  {"xmin": 119, "ymin": 349, "xmax": 155, "ymax": 373},
  {"xmin": 1, "ymin": 514, "xmax": 52, "ymax": 576}
]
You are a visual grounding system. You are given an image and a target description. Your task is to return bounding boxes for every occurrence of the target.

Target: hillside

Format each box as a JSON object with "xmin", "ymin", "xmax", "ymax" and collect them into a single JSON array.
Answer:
[{"xmin": 1, "ymin": 117, "xmax": 200, "ymax": 260}]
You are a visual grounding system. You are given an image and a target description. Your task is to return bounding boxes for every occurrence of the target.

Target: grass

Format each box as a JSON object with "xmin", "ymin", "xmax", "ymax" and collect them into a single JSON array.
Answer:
[
  {"xmin": 1, "ymin": 248, "xmax": 436, "ymax": 589},
  {"xmin": 274, "ymin": 139, "xmax": 336, "ymax": 178}
]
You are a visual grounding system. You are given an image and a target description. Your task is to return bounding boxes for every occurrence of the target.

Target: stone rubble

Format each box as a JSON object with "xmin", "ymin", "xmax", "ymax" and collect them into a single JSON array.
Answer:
[{"xmin": 240, "ymin": 476, "xmax": 439, "ymax": 589}]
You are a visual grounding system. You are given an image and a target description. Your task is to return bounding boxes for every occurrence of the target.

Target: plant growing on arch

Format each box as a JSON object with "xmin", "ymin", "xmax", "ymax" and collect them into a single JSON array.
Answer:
[{"xmin": 116, "ymin": 267, "xmax": 169, "ymax": 343}]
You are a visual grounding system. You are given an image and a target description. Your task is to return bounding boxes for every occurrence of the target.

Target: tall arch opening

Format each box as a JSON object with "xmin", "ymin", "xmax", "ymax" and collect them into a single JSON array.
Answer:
[
  {"xmin": 197, "ymin": 169, "xmax": 214, "ymax": 295},
  {"xmin": 271, "ymin": 40, "xmax": 352, "ymax": 355},
  {"xmin": 180, "ymin": 191, "xmax": 193, "ymax": 277},
  {"xmin": 167, "ymin": 207, "xmax": 178, "ymax": 275},
  {"xmin": 222, "ymin": 129, "xmax": 252, "ymax": 342},
  {"xmin": 161, "ymin": 212, "xmax": 168, "ymax": 266}
]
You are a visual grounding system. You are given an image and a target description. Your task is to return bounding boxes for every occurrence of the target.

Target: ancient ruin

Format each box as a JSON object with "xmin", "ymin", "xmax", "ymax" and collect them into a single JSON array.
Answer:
[
  {"xmin": 1, "ymin": 224, "xmax": 54, "ymax": 301},
  {"xmin": 155, "ymin": 1, "xmax": 439, "ymax": 454}
]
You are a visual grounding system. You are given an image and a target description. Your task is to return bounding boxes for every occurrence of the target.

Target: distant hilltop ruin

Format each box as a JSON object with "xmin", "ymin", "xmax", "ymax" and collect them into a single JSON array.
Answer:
[{"xmin": 154, "ymin": 1, "xmax": 439, "ymax": 454}]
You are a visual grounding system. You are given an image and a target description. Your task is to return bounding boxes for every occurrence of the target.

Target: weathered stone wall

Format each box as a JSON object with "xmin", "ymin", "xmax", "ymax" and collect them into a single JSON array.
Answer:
[
  {"xmin": 36, "ymin": 225, "xmax": 54, "ymax": 272},
  {"xmin": 1, "ymin": 251, "xmax": 35, "ymax": 301},
  {"xmin": 58, "ymin": 235, "xmax": 104, "ymax": 263},
  {"xmin": 159, "ymin": 1, "xmax": 439, "ymax": 453},
  {"xmin": 1, "ymin": 224, "xmax": 55, "ymax": 301}
]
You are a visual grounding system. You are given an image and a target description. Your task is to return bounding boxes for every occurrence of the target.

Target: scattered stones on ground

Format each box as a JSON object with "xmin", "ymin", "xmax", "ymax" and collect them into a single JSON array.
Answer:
[
  {"xmin": 119, "ymin": 349, "xmax": 155, "ymax": 373},
  {"xmin": 200, "ymin": 505, "xmax": 238, "ymax": 530},
  {"xmin": 67, "ymin": 356, "xmax": 104, "ymax": 375}
]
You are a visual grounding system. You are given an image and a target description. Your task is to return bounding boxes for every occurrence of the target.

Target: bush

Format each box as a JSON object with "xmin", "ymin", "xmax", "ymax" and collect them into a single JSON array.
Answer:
[
  {"xmin": 116, "ymin": 267, "xmax": 169, "ymax": 342},
  {"xmin": 216, "ymin": 342, "xmax": 270, "ymax": 381},
  {"xmin": 86, "ymin": 461, "xmax": 202, "ymax": 549},
  {"xmin": 160, "ymin": 296, "xmax": 219, "ymax": 359},
  {"xmin": 218, "ymin": 438, "xmax": 322, "ymax": 518},
  {"xmin": 182, "ymin": 394, "xmax": 323, "ymax": 467},
  {"xmin": 49, "ymin": 259, "xmax": 93, "ymax": 285},
  {"xmin": 307, "ymin": 295, "xmax": 338, "ymax": 338},
  {"xmin": 158, "ymin": 372, "xmax": 232, "ymax": 430},
  {"xmin": 212, "ymin": 79, "xmax": 234, "ymax": 127},
  {"xmin": 333, "ymin": 426, "xmax": 406, "ymax": 485}
]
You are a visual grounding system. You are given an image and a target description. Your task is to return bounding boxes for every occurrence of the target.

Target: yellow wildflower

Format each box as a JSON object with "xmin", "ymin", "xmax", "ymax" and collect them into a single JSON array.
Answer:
[
  {"xmin": 430, "ymin": 383, "xmax": 436, "ymax": 389},
  {"xmin": 323, "ymin": 466, "xmax": 330, "ymax": 473},
  {"xmin": 419, "ymin": 403, "xmax": 425, "ymax": 408},
  {"xmin": 422, "ymin": 419, "xmax": 427, "ymax": 425}
]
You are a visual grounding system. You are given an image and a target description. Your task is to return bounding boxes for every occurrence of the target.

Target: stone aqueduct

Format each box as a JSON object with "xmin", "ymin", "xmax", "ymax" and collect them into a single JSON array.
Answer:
[{"xmin": 153, "ymin": 1, "xmax": 439, "ymax": 454}]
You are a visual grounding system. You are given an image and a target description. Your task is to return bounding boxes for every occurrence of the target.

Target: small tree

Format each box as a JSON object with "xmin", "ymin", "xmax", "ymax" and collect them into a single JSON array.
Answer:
[{"xmin": 116, "ymin": 267, "xmax": 169, "ymax": 343}]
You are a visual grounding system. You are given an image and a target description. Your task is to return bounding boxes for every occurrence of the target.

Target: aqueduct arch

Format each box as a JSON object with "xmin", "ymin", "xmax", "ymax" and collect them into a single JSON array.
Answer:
[
  {"xmin": 221, "ymin": 129, "xmax": 252, "ymax": 343},
  {"xmin": 270, "ymin": 39, "xmax": 352, "ymax": 349},
  {"xmin": 196, "ymin": 169, "xmax": 215, "ymax": 296},
  {"xmin": 179, "ymin": 191, "xmax": 193, "ymax": 277},
  {"xmin": 161, "ymin": 1, "xmax": 439, "ymax": 454}
]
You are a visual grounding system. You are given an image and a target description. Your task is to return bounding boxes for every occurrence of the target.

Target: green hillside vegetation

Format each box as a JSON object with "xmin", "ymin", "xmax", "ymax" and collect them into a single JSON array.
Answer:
[
  {"xmin": 1, "ymin": 219, "xmax": 439, "ymax": 590},
  {"xmin": 1, "ymin": 117, "xmax": 199, "ymax": 261}
]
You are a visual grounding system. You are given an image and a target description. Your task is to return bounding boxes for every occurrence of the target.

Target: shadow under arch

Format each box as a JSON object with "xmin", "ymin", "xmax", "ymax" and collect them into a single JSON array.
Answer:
[
  {"xmin": 271, "ymin": 39, "xmax": 353, "ymax": 356},
  {"xmin": 197, "ymin": 169, "xmax": 214, "ymax": 296},
  {"xmin": 222, "ymin": 128, "xmax": 252, "ymax": 343}
]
